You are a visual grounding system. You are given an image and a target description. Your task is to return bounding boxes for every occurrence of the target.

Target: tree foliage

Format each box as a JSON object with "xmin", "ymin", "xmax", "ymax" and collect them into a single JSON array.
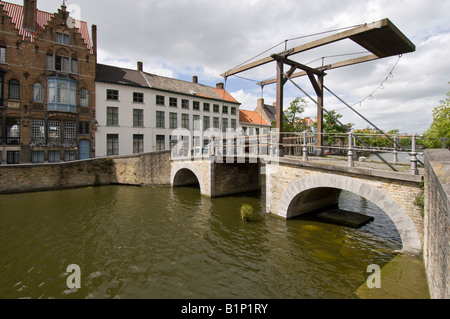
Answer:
[
  {"xmin": 321, "ymin": 110, "xmax": 350, "ymax": 145},
  {"xmin": 282, "ymin": 97, "xmax": 311, "ymax": 132},
  {"xmin": 423, "ymin": 90, "xmax": 450, "ymax": 148}
]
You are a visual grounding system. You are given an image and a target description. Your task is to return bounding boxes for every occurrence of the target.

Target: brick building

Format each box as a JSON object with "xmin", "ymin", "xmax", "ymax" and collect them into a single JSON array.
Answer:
[{"xmin": 0, "ymin": 1, "xmax": 97, "ymax": 164}]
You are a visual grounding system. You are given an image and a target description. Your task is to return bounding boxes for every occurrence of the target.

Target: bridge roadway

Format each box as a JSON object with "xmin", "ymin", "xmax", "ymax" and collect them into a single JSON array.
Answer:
[{"xmin": 171, "ymin": 154, "xmax": 424, "ymax": 255}]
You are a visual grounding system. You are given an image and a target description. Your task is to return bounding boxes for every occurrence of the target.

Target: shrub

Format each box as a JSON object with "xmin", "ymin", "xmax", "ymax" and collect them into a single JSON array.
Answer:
[{"xmin": 240, "ymin": 204, "xmax": 262, "ymax": 222}]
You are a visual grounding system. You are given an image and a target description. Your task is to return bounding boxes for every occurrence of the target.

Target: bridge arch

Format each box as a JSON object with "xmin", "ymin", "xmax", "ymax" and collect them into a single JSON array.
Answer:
[
  {"xmin": 278, "ymin": 174, "xmax": 422, "ymax": 254},
  {"xmin": 171, "ymin": 162, "xmax": 204, "ymax": 194}
]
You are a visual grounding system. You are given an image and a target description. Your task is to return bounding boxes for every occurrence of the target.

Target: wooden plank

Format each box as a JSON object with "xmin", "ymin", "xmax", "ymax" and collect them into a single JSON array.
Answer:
[
  {"xmin": 272, "ymin": 54, "xmax": 324, "ymax": 76},
  {"xmin": 221, "ymin": 19, "xmax": 387, "ymax": 78},
  {"xmin": 257, "ymin": 54, "xmax": 379, "ymax": 86}
]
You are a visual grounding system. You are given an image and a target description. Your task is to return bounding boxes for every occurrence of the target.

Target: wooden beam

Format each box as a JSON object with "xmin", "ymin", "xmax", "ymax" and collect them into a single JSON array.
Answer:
[
  {"xmin": 271, "ymin": 54, "xmax": 325, "ymax": 76},
  {"xmin": 257, "ymin": 54, "xmax": 379, "ymax": 86},
  {"xmin": 282, "ymin": 65, "xmax": 298, "ymax": 86},
  {"xmin": 276, "ymin": 59, "xmax": 284, "ymax": 155},
  {"xmin": 221, "ymin": 19, "xmax": 387, "ymax": 78}
]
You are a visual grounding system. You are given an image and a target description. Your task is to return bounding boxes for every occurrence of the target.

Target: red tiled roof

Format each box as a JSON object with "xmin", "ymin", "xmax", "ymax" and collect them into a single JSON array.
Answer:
[
  {"xmin": 0, "ymin": 1, "xmax": 92, "ymax": 51},
  {"xmin": 239, "ymin": 110, "xmax": 270, "ymax": 126},
  {"xmin": 212, "ymin": 88, "xmax": 240, "ymax": 104}
]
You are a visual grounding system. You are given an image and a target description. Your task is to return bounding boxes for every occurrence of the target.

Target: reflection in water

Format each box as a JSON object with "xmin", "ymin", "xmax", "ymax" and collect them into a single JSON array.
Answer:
[{"xmin": 0, "ymin": 184, "xmax": 428, "ymax": 299}]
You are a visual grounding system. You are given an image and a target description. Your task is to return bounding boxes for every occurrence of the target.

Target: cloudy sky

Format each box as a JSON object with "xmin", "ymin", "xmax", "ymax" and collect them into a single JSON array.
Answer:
[{"xmin": 10, "ymin": 0, "xmax": 450, "ymax": 133}]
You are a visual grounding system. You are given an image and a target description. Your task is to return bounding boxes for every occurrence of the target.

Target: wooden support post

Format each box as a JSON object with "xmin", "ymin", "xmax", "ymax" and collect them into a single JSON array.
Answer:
[
  {"xmin": 276, "ymin": 59, "xmax": 284, "ymax": 157},
  {"xmin": 316, "ymin": 74, "xmax": 324, "ymax": 156}
]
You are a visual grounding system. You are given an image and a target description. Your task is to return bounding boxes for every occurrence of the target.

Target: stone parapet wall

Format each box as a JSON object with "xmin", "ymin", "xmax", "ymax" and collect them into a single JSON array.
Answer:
[
  {"xmin": 0, "ymin": 151, "xmax": 172, "ymax": 194},
  {"xmin": 424, "ymin": 149, "xmax": 450, "ymax": 299}
]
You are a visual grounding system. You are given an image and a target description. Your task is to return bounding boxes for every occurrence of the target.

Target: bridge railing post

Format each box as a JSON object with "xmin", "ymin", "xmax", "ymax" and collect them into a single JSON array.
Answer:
[
  {"xmin": 347, "ymin": 131, "xmax": 354, "ymax": 168},
  {"xmin": 393, "ymin": 135, "xmax": 398, "ymax": 164},
  {"xmin": 410, "ymin": 134, "xmax": 419, "ymax": 175},
  {"xmin": 302, "ymin": 131, "xmax": 308, "ymax": 162}
]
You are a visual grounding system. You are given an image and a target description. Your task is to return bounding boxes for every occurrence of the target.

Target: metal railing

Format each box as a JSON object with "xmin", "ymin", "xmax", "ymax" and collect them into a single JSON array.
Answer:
[{"xmin": 171, "ymin": 130, "xmax": 446, "ymax": 175}]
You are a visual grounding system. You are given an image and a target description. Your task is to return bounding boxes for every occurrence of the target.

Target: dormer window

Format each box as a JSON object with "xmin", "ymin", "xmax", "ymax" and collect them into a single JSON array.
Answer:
[{"xmin": 56, "ymin": 32, "xmax": 70, "ymax": 45}]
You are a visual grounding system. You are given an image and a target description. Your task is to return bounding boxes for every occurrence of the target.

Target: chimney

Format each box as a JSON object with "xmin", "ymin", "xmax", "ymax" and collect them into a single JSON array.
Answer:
[
  {"xmin": 257, "ymin": 98, "xmax": 265, "ymax": 109},
  {"xmin": 23, "ymin": 0, "xmax": 37, "ymax": 32},
  {"xmin": 216, "ymin": 83, "xmax": 224, "ymax": 90},
  {"xmin": 137, "ymin": 61, "xmax": 143, "ymax": 72},
  {"xmin": 92, "ymin": 24, "xmax": 97, "ymax": 62},
  {"xmin": 193, "ymin": 76, "xmax": 198, "ymax": 84}
]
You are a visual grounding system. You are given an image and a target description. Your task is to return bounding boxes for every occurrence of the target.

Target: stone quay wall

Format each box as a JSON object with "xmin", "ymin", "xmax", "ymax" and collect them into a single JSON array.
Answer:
[
  {"xmin": 424, "ymin": 149, "xmax": 450, "ymax": 299},
  {"xmin": 0, "ymin": 151, "xmax": 171, "ymax": 194}
]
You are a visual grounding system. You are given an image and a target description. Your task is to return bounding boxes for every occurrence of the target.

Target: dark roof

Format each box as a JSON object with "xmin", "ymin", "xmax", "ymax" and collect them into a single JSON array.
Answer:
[{"xmin": 96, "ymin": 64, "xmax": 240, "ymax": 104}]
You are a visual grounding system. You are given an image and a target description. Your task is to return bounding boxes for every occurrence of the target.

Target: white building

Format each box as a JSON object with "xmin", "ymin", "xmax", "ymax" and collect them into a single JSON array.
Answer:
[{"xmin": 95, "ymin": 62, "xmax": 241, "ymax": 157}]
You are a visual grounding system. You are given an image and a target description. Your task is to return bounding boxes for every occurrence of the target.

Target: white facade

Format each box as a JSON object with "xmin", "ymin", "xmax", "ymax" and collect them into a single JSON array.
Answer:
[{"xmin": 95, "ymin": 82, "xmax": 240, "ymax": 157}]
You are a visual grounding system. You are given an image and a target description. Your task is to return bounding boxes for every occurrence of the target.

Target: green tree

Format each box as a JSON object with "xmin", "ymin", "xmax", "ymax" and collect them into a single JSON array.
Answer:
[
  {"xmin": 321, "ymin": 110, "xmax": 349, "ymax": 145},
  {"xmin": 424, "ymin": 90, "xmax": 450, "ymax": 148},
  {"xmin": 283, "ymin": 97, "xmax": 309, "ymax": 132}
]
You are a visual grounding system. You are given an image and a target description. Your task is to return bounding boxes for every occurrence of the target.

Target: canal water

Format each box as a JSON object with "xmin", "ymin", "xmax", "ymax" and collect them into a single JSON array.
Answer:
[{"xmin": 0, "ymin": 181, "xmax": 429, "ymax": 299}]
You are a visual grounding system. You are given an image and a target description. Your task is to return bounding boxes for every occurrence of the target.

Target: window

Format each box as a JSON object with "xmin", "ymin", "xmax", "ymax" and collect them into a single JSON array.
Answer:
[
  {"xmin": 181, "ymin": 114, "xmax": 189, "ymax": 129},
  {"xmin": 71, "ymin": 58, "xmax": 78, "ymax": 74},
  {"xmin": 223, "ymin": 105, "xmax": 228, "ymax": 114},
  {"xmin": 64, "ymin": 122, "xmax": 76, "ymax": 145},
  {"xmin": 231, "ymin": 119, "xmax": 237, "ymax": 129},
  {"xmin": 193, "ymin": 115, "xmax": 200, "ymax": 130},
  {"xmin": 107, "ymin": 107, "xmax": 119, "ymax": 126},
  {"xmin": 231, "ymin": 107, "xmax": 237, "ymax": 115},
  {"xmin": 47, "ymin": 78, "xmax": 77, "ymax": 112},
  {"xmin": 32, "ymin": 151, "xmax": 44, "ymax": 164},
  {"xmin": 203, "ymin": 103, "xmax": 210, "ymax": 112},
  {"xmin": 48, "ymin": 121, "xmax": 61, "ymax": 144},
  {"xmin": 133, "ymin": 92, "xmax": 144, "ymax": 103},
  {"xmin": 48, "ymin": 151, "xmax": 61, "ymax": 163},
  {"xmin": 7, "ymin": 151, "xmax": 20, "ymax": 164},
  {"xmin": 169, "ymin": 135, "xmax": 178, "ymax": 149},
  {"xmin": 169, "ymin": 97, "xmax": 177, "ymax": 107},
  {"xmin": 78, "ymin": 122, "xmax": 90, "ymax": 135},
  {"xmin": 133, "ymin": 109, "xmax": 144, "ymax": 127},
  {"xmin": 46, "ymin": 54, "xmax": 54, "ymax": 70},
  {"xmin": 56, "ymin": 32, "xmax": 70, "ymax": 45},
  {"xmin": 64, "ymin": 151, "xmax": 76, "ymax": 161},
  {"xmin": 213, "ymin": 104, "xmax": 220, "ymax": 113},
  {"xmin": 222, "ymin": 118, "xmax": 228, "ymax": 132},
  {"xmin": 133, "ymin": 135, "xmax": 144, "ymax": 154},
  {"xmin": 57, "ymin": 82, "xmax": 68, "ymax": 104},
  {"xmin": 107, "ymin": 89, "xmax": 119, "ymax": 101},
  {"xmin": 193, "ymin": 101, "xmax": 200, "ymax": 111},
  {"xmin": 31, "ymin": 120, "xmax": 45, "ymax": 144},
  {"xmin": 156, "ymin": 135, "xmax": 165, "ymax": 151},
  {"xmin": 107, "ymin": 134, "xmax": 119, "ymax": 155},
  {"xmin": 33, "ymin": 83, "xmax": 44, "ymax": 102},
  {"xmin": 181, "ymin": 99, "xmax": 189, "ymax": 109},
  {"xmin": 156, "ymin": 111, "xmax": 165, "ymax": 128},
  {"xmin": 169, "ymin": 113, "xmax": 178, "ymax": 129},
  {"xmin": 156, "ymin": 95, "xmax": 165, "ymax": 106},
  {"xmin": 55, "ymin": 55, "xmax": 70, "ymax": 72},
  {"xmin": 213, "ymin": 117, "xmax": 219, "ymax": 129},
  {"xmin": 0, "ymin": 46, "xmax": 6, "ymax": 63},
  {"xmin": 80, "ymin": 89, "xmax": 89, "ymax": 106},
  {"xmin": 9, "ymin": 79, "xmax": 20, "ymax": 100},
  {"xmin": 203, "ymin": 116, "xmax": 210, "ymax": 131},
  {"xmin": 6, "ymin": 118, "xmax": 20, "ymax": 145}
]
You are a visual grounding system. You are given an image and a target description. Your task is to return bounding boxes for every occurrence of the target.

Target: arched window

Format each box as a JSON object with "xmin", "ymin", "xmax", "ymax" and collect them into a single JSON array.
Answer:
[
  {"xmin": 9, "ymin": 79, "xmax": 20, "ymax": 100},
  {"xmin": 33, "ymin": 83, "xmax": 44, "ymax": 102},
  {"xmin": 80, "ymin": 89, "xmax": 89, "ymax": 106}
]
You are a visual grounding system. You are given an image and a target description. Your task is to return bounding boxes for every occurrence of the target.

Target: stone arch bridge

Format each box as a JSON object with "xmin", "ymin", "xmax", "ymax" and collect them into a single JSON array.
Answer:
[{"xmin": 171, "ymin": 155, "xmax": 424, "ymax": 255}]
